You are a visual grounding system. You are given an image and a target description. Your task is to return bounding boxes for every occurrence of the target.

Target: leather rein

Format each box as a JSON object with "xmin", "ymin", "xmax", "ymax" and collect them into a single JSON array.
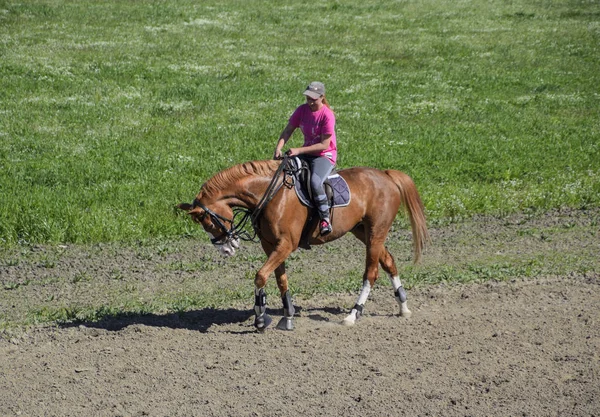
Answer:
[{"xmin": 193, "ymin": 155, "xmax": 297, "ymax": 245}]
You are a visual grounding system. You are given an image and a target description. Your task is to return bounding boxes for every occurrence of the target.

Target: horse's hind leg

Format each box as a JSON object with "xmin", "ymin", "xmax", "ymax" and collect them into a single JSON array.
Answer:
[
  {"xmin": 379, "ymin": 248, "xmax": 412, "ymax": 318},
  {"xmin": 343, "ymin": 228, "xmax": 383, "ymax": 326},
  {"xmin": 350, "ymin": 226, "xmax": 411, "ymax": 319},
  {"xmin": 342, "ymin": 277, "xmax": 373, "ymax": 326}
]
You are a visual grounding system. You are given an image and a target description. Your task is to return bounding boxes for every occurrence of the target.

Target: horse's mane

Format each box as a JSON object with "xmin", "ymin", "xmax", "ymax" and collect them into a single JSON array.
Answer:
[{"xmin": 200, "ymin": 160, "xmax": 280, "ymax": 196}]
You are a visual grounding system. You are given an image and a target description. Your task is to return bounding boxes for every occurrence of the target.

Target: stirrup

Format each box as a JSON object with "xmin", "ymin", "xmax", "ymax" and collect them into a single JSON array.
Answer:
[{"xmin": 319, "ymin": 220, "xmax": 332, "ymax": 236}]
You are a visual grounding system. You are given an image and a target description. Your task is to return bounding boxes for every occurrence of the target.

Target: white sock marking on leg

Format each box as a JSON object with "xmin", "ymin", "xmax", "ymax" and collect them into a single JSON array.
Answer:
[
  {"xmin": 357, "ymin": 280, "xmax": 371, "ymax": 306},
  {"xmin": 343, "ymin": 281, "xmax": 371, "ymax": 325},
  {"xmin": 389, "ymin": 274, "xmax": 411, "ymax": 317},
  {"xmin": 389, "ymin": 275, "xmax": 402, "ymax": 291}
]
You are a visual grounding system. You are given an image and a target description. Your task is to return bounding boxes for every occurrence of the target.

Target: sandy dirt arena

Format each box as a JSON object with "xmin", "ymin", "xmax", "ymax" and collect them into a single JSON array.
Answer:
[{"xmin": 1, "ymin": 210, "xmax": 599, "ymax": 417}]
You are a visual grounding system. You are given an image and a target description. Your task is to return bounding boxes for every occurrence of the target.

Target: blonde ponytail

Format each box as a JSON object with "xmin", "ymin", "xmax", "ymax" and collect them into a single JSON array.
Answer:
[{"xmin": 322, "ymin": 96, "xmax": 334, "ymax": 114}]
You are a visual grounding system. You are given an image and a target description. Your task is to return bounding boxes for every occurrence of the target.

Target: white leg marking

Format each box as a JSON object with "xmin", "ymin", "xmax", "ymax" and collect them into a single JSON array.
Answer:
[
  {"xmin": 389, "ymin": 275, "xmax": 412, "ymax": 318},
  {"xmin": 342, "ymin": 281, "xmax": 371, "ymax": 326},
  {"xmin": 390, "ymin": 275, "xmax": 402, "ymax": 291},
  {"xmin": 357, "ymin": 280, "xmax": 371, "ymax": 305}
]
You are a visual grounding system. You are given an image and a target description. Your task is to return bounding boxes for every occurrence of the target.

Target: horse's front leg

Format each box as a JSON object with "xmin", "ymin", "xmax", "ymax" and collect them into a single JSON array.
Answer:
[
  {"xmin": 253, "ymin": 286, "xmax": 272, "ymax": 331},
  {"xmin": 274, "ymin": 264, "xmax": 295, "ymax": 331},
  {"xmin": 254, "ymin": 241, "xmax": 293, "ymax": 332}
]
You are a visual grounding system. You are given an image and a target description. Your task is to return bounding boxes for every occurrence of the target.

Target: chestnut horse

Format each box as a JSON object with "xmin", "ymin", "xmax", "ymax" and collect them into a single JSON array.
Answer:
[{"xmin": 178, "ymin": 158, "xmax": 429, "ymax": 331}]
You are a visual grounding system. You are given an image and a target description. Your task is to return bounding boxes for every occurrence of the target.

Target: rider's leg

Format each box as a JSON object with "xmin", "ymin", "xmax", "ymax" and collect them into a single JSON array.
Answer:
[{"xmin": 309, "ymin": 156, "xmax": 334, "ymax": 222}]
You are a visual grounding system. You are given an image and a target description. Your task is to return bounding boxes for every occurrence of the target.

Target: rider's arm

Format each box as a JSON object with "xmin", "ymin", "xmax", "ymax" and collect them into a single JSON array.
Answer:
[
  {"xmin": 288, "ymin": 134, "xmax": 331, "ymax": 156},
  {"xmin": 274, "ymin": 123, "xmax": 296, "ymax": 159}
]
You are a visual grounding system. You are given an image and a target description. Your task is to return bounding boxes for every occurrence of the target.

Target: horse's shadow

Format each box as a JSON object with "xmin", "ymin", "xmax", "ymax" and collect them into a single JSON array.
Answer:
[
  {"xmin": 60, "ymin": 305, "xmax": 347, "ymax": 334},
  {"xmin": 61, "ymin": 308, "xmax": 260, "ymax": 334}
]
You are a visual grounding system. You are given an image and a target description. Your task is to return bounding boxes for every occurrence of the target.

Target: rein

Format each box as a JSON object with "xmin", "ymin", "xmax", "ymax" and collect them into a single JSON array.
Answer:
[
  {"xmin": 194, "ymin": 156, "xmax": 295, "ymax": 245},
  {"xmin": 249, "ymin": 155, "xmax": 294, "ymax": 236}
]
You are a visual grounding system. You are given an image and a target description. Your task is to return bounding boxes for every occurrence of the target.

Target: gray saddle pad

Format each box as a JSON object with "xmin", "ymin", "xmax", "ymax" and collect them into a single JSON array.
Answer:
[{"xmin": 294, "ymin": 173, "xmax": 351, "ymax": 208}]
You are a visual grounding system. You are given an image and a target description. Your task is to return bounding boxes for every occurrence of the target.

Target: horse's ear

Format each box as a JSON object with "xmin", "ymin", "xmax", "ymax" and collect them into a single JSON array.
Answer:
[
  {"xmin": 188, "ymin": 207, "xmax": 203, "ymax": 216},
  {"xmin": 177, "ymin": 203, "xmax": 193, "ymax": 211}
]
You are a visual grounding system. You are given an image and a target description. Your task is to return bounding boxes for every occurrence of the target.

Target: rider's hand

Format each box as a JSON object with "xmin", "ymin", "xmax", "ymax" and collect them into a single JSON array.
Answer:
[
  {"xmin": 273, "ymin": 149, "xmax": 283, "ymax": 160},
  {"xmin": 286, "ymin": 148, "xmax": 300, "ymax": 157}
]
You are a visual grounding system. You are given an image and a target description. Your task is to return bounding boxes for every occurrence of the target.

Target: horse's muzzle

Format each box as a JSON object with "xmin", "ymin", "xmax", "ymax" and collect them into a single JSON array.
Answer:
[{"xmin": 215, "ymin": 237, "xmax": 240, "ymax": 257}]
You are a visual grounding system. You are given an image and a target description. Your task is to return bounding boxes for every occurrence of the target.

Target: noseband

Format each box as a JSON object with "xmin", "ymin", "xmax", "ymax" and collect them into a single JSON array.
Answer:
[{"xmin": 192, "ymin": 200, "xmax": 254, "ymax": 245}]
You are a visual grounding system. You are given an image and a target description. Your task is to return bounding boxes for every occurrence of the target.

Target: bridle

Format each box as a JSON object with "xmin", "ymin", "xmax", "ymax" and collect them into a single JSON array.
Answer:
[
  {"xmin": 192, "ymin": 200, "xmax": 253, "ymax": 245},
  {"xmin": 193, "ymin": 155, "xmax": 295, "ymax": 246}
]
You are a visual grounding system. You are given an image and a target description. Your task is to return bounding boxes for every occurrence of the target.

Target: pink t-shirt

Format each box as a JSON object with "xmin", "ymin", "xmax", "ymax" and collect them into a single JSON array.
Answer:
[{"xmin": 289, "ymin": 104, "xmax": 337, "ymax": 164}]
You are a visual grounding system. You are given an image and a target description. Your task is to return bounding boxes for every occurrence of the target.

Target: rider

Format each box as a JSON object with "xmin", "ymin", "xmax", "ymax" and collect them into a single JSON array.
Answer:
[{"xmin": 274, "ymin": 81, "xmax": 337, "ymax": 236}]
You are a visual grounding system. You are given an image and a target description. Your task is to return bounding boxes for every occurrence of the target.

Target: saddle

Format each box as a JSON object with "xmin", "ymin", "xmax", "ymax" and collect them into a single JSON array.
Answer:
[{"xmin": 286, "ymin": 157, "xmax": 351, "ymax": 249}]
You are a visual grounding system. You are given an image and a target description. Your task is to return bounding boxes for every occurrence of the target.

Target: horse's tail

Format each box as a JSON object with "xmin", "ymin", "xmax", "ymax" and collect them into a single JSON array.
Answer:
[{"xmin": 384, "ymin": 170, "xmax": 430, "ymax": 263}]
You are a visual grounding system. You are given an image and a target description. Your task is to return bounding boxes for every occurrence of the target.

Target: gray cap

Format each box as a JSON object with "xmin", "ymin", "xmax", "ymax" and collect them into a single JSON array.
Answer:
[{"xmin": 303, "ymin": 82, "xmax": 325, "ymax": 99}]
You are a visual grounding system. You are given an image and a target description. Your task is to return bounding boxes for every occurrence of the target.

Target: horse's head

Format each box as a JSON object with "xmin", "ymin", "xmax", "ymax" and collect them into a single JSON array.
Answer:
[{"xmin": 178, "ymin": 201, "xmax": 240, "ymax": 257}]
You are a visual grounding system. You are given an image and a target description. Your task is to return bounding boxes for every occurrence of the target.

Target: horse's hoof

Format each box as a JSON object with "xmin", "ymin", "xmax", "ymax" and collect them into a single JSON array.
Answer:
[
  {"xmin": 341, "ymin": 306, "xmax": 362, "ymax": 326},
  {"xmin": 255, "ymin": 314, "xmax": 272, "ymax": 332},
  {"xmin": 341, "ymin": 317, "xmax": 356, "ymax": 326},
  {"xmin": 400, "ymin": 308, "xmax": 412, "ymax": 318},
  {"xmin": 276, "ymin": 317, "xmax": 294, "ymax": 331},
  {"xmin": 400, "ymin": 303, "xmax": 412, "ymax": 318}
]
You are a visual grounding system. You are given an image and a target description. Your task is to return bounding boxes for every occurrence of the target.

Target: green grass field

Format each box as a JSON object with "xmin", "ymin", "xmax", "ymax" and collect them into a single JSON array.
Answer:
[{"xmin": 1, "ymin": 0, "xmax": 599, "ymax": 245}]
